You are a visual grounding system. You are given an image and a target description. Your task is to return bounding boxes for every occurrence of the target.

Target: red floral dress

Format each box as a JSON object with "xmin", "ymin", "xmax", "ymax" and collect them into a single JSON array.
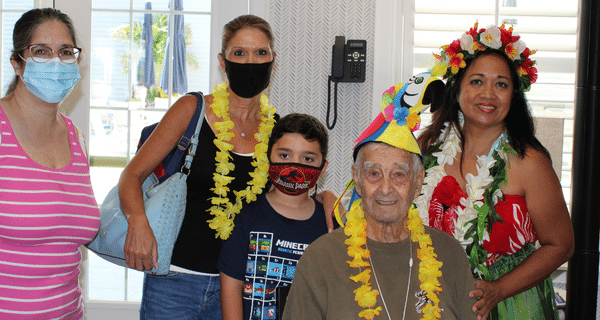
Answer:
[{"xmin": 428, "ymin": 175, "xmax": 538, "ymax": 266}]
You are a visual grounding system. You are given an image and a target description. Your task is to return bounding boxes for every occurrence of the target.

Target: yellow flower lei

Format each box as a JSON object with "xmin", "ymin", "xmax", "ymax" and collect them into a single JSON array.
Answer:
[
  {"xmin": 207, "ymin": 83, "xmax": 276, "ymax": 240},
  {"xmin": 345, "ymin": 200, "xmax": 443, "ymax": 320}
]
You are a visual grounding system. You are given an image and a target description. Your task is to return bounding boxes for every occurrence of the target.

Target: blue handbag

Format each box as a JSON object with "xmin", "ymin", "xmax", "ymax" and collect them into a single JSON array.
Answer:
[{"xmin": 86, "ymin": 92, "xmax": 205, "ymax": 275}]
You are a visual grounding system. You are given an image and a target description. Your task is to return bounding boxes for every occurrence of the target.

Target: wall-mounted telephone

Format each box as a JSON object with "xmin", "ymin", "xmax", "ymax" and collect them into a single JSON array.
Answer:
[
  {"xmin": 327, "ymin": 36, "xmax": 367, "ymax": 130},
  {"xmin": 331, "ymin": 36, "xmax": 367, "ymax": 83}
]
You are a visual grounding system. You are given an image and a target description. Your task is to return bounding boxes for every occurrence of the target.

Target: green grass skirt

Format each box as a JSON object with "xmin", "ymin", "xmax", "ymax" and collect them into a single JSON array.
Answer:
[{"xmin": 484, "ymin": 243, "xmax": 559, "ymax": 320}]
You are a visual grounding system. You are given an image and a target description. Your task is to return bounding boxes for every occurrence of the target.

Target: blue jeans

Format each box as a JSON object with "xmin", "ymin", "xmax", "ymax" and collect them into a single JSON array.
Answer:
[{"xmin": 139, "ymin": 271, "xmax": 221, "ymax": 320}]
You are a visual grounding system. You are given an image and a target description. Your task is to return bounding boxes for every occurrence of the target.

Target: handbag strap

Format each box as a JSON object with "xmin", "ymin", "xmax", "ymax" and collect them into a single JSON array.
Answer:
[
  {"xmin": 160, "ymin": 92, "xmax": 205, "ymax": 176},
  {"xmin": 181, "ymin": 92, "xmax": 205, "ymax": 173}
]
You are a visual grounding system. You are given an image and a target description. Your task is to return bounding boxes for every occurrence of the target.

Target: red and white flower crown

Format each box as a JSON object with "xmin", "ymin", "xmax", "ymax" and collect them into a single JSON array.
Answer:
[{"xmin": 431, "ymin": 22, "xmax": 538, "ymax": 92}]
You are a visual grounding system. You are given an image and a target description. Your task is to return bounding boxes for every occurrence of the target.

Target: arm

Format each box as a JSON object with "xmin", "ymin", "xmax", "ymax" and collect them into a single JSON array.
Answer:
[
  {"xmin": 119, "ymin": 95, "xmax": 198, "ymax": 271},
  {"xmin": 220, "ymin": 272, "xmax": 244, "ymax": 320},
  {"xmin": 315, "ymin": 190, "xmax": 337, "ymax": 232},
  {"xmin": 469, "ymin": 149, "xmax": 574, "ymax": 320}
]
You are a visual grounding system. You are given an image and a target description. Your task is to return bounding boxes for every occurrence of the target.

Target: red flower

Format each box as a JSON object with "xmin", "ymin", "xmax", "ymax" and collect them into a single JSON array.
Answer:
[
  {"xmin": 499, "ymin": 27, "xmax": 511, "ymax": 46},
  {"xmin": 527, "ymin": 66, "xmax": 538, "ymax": 84},
  {"xmin": 445, "ymin": 39, "xmax": 462, "ymax": 57},
  {"xmin": 434, "ymin": 176, "xmax": 464, "ymax": 206},
  {"xmin": 520, "ymin": 58, "xmax": 538, "ymax": 84},
  {"xmin": 499, "ymin": 27, "xmax": 520, "ymax": 47},
  {"xmin": 467, "ymin": 22, "xmax": 480, "ymax": 37},
  {"xmin": 449, "ymin": 53, "xmax": 466, "ymax": 74},
  {"xmin": 504, "ymin": 43, "xmax": 518, "ymax": 60},
  {"xmin": 522, "ymin": 47, "xmax": 536, "ymax": 60}
]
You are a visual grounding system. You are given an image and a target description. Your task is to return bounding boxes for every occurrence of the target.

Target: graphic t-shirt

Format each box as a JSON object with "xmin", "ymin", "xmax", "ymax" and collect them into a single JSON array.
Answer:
[{"xmin": 217, "ymin": 194, "xmax": 328, "ymax": 320}]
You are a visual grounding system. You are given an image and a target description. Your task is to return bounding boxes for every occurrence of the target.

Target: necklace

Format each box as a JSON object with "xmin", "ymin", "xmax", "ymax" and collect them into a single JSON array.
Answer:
[
  {"xmin": 232, "ymin": 116, "xmax": 257, "ymax": 138},
  {"xmin": 207, "ymin": 83, "xmax": 276, "ymax": 240},
  {"xmin": 365, "ymin": 239, "xmax": 413, "ymax": 320},
  {"xmin": 414, "ymin": 121, "xmax": 515, "ymax": 278},
  {"xmin": 345, "ymin": 199, "xmax": 442, "ymax": 320}
]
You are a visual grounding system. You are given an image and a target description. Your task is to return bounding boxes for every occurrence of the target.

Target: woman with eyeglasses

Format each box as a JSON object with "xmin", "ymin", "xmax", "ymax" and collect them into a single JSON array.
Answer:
[{"xmin": 0, "ymin": 8, "xmax": 99, "ymax": 320}]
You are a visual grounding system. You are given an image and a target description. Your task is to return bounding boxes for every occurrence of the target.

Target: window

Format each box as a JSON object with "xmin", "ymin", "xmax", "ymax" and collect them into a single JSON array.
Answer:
[
  {"xmin": 412, "ymin": 0, "xmax": 578, "ymax": 207},
  {"xmin": 0, "ymin": 1, "xmax": 35, "ymax": 93},
  {"xmin": 87, "ymin": 0, "xmax": 212, "ymax": 302},
  {"xmin": 89, "ymin": 0, "xmax": 211, "ymax": 167}
]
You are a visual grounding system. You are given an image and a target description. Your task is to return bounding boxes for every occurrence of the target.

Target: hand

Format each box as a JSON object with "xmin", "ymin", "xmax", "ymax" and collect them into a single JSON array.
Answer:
[
  {"xmin": 123, "ymin": 214, "xmax": 158, "ymax": 271},
  {"xmin": 316, "ymin": 190, "xmax": 337, "ymax": 232},
  {"xmin": 469, "ymin": 279, "xmax": 503, "ymax": 320}
]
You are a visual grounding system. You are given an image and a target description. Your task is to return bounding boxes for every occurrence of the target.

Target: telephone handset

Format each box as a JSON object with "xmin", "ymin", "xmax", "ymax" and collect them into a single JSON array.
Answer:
[
  {"xmin": 331, "ymin": 36, "xmax": 366, "ymax": 83},
  {"xmin": 332, "ymin": 36, "xmax": 346, "ymax": 79},
  {"xmin": 327, "ymin": 36, "xmax": 367, "ymax": 130}
]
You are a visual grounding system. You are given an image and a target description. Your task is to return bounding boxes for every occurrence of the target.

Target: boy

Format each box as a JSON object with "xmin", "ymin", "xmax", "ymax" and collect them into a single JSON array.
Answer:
[{"xmin": 217, "ymin": 113, "xmax": 330, "ymax": 320}]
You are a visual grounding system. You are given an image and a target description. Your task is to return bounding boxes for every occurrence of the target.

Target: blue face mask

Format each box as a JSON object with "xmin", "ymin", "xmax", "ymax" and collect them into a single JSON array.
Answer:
[{"xmin": 21, "ymin": 57, "xmax": 81, "ymax": 103}]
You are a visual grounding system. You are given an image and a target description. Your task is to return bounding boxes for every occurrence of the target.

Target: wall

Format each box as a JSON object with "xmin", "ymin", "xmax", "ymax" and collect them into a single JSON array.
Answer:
[{"xmin": 268, "ymin": 0, "xmax": 377, "ymax": 194}]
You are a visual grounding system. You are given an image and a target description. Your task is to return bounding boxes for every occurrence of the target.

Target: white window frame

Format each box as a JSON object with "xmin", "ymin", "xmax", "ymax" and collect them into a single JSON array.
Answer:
[{"xmin": 372, "ymin": 0, "xmax": 415, "ymax": 119}]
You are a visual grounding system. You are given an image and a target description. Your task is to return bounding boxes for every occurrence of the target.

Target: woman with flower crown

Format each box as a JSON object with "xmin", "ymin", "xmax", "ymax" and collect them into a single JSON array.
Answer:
[
  {"xmin": 118, "ymin": 15, "xmax": 279, "ymax": 319},
  {"xmin": 416, "ymin": 23, "xmax": 574, "ymax": 320}
]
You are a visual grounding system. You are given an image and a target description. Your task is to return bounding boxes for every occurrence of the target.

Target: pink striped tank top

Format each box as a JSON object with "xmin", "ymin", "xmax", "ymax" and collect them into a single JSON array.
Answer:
[{"xmin": 0, "ymin": 106, "xmax": 100, "ymax": 319}]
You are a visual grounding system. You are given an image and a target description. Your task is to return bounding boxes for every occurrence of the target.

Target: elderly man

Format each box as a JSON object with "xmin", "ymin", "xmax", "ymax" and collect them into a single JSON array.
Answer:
[{"xmin": 282, "ymin": 79, "xmax": 477, "ymax": 320}]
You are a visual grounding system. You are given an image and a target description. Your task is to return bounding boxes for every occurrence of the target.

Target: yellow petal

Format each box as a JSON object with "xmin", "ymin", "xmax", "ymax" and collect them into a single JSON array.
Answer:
[
  {"xmin": 215, "ymin": 151, "xmax": 232, "ymax": 163},
  {"xmin": 358, "ymin": 307, "xmax": 382, "ymax": 319},
  {"xmin": 216, "ymin": 131, "xmax": 235, "ymax": 141},
  {"xmin": 215, "ymin": 161, "xmax": 235, "ymax": 174},
  {"xmin": 347, "ymin": 245, "xmax": 370, "ymax": 259},
  {"xmin": 347, "ymin": 257, "xmax": 370, "ymax": 268},
  {"xmin": 217, "ymin": 220, "xmax": 235, "ymax": 239},
  {"xmin": 214, "ymin": 120, "xmax": 234, "ymax": 131},
  {"xmin": 213, "ymin": 173, "xmax": 234, "ymax": 185},
  {"xmin": 210, "ymin": 186, "xmax": 229, "ymax": 197},
  {"xmin": 349, "ymin": 269, "xmax": 371, "ymax": 283},
  {"xmin": 210, "ymin": 197, "xmax": 229, "ymax": 205},
  {"xmin": 214, "ymin": 139, "xmax": 234, "ymax": 151}
]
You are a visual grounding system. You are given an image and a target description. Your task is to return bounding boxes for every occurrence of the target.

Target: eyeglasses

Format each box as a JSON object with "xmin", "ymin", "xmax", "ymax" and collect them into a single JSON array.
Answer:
[{"xmin": 20, "ymin": 45, "xmax": 81, "ymax": 64}]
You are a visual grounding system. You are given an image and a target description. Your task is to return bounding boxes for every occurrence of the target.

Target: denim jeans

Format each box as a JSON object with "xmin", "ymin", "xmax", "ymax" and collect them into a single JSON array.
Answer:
[{"xmin": 139, "ymin": 271, "xmax": 221, "ymax": 320}]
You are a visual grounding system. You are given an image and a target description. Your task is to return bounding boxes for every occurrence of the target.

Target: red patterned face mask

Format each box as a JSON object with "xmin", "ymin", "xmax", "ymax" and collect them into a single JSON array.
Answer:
[{"xmin": 268, "ymin": 162, "xmax": 324, "ymax": 195}]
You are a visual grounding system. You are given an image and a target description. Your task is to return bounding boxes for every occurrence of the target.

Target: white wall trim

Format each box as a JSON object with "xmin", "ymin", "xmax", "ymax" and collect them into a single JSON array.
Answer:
[
  {"xmin": 372, "ymin": 0, "xmax": 414, "ymax": 119},
  {"xmin": 84, "ymin": 301, "xmax": 140, "ymax": 320},
  {"xmin": 54, "ymin": 0, "xmax": 92, "ymax": 151},
  {"xmin": 210, "ymin": 0, "xmax": 269, "ymax": 90},
  {"xmin": 249, "ymin": 0, "xmax": 269, "ymax": 21}
]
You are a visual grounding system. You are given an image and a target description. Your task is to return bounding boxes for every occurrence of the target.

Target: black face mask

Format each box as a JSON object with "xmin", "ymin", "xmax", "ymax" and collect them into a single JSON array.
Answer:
[{"xmin": 223, "ymin": 58, "xmax": 273, "ymax": 98}]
